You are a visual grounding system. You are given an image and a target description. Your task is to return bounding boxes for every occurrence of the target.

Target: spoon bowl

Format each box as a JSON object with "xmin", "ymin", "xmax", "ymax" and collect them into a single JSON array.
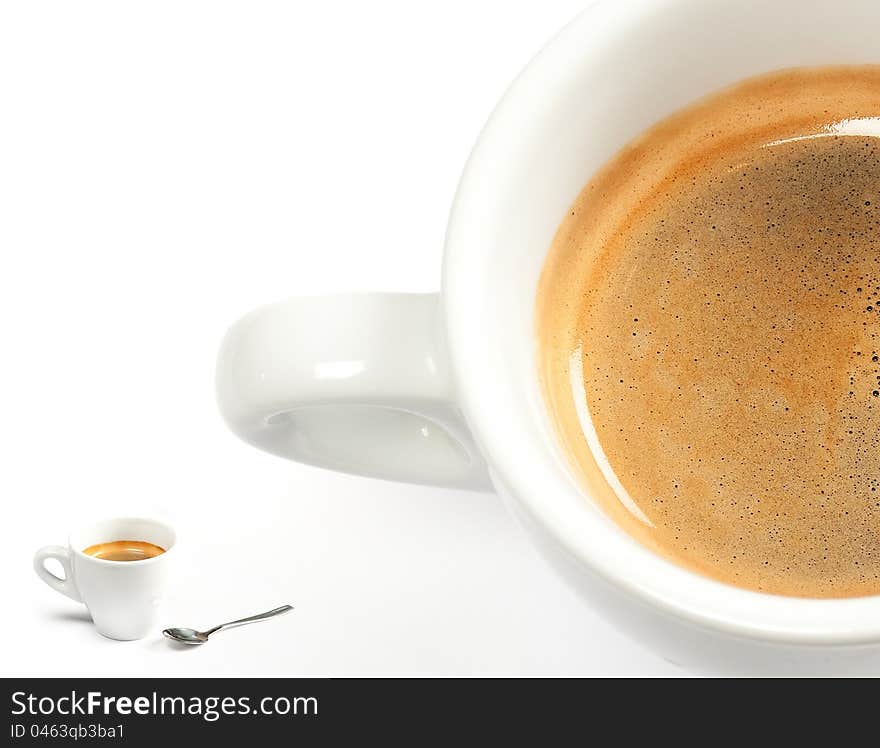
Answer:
[{"xmin": 163, "ymin": 627, "xmax": 211, "ymax": 644}]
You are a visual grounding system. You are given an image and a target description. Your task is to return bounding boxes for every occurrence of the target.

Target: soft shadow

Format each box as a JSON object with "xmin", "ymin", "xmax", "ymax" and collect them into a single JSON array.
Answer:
[
  {"xmin": 157, "ymin": 638, "xmax": 201, "ymax": 652},
  {"xmin": 44, "ymin": 608, "xmax": 93, "ymax": 625}
]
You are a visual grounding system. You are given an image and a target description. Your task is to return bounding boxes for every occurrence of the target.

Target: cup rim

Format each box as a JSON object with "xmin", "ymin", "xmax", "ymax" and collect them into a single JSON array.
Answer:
[
  {"xmin": 69, "ymin": 516, "xmax": 176, "ymax": 567},
  {"xmin": 442, "ymin": 0, "xmax": 880, "ymax": 645}
]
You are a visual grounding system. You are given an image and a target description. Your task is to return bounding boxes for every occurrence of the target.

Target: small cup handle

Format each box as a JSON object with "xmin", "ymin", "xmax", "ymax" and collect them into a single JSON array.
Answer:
[{"xmin": 33, "ymin": 546, "xmax": 82, "ymax": 602}]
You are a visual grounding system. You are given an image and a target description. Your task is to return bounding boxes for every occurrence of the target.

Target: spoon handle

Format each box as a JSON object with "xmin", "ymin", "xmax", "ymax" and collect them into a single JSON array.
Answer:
[{"xmin": 208, "ymin": 605, "xmax": 293, "ymax": 635}]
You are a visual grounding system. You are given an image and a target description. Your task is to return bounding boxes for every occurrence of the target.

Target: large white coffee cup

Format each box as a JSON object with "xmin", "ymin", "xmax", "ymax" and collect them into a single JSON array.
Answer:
[
  {"xmin": 34, "ymin": 517, "xmax": 175, "ymax": 640},
  {"xmin": 215, "ymin": 0, "xmax": 880, "ymax": 674}
]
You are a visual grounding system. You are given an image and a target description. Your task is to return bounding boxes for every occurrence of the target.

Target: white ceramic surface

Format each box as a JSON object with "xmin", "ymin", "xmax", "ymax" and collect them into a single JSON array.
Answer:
[
  {"xmin": 33, "ymin": 518, "xmax": 176, "ymax": 640},
  {"xmin": 216, "ymin": 0, "xmax": 880, "ymax": 674}
]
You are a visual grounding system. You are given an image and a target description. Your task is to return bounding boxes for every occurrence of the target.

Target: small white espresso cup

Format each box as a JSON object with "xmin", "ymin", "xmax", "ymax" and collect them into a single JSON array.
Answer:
[
  {"xmin": 34, "ymin": 517, "xmax": 175, "ymax": 640},
  {"xmin": 216, "ymin": 0, "xmax": 880, "ymax": 674}
]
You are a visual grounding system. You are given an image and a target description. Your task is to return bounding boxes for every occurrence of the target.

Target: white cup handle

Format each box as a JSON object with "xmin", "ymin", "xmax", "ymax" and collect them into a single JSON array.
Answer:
[
  {"xmin": 216, "ymin": 293, "xmax": 491, "ymax": 490},
  {"xmin": 33, "ymin": 545, "xmax": 82, "ymax": 602}
]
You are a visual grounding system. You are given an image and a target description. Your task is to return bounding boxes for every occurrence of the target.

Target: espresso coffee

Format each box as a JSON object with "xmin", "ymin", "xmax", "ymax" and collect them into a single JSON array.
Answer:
[
  {"xmin": 82, "ymin": 540, "xmax": 166, "ymax": 562},
  {"xmin": 538, "ymin": 67, "xmax": 880, "ymax": 598}
]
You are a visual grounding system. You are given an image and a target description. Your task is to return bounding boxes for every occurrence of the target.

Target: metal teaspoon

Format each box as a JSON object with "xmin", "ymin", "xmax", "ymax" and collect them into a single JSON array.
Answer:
[{"xmin": 162, "ymin": 605, "xmax": 293, "ymax": 645}]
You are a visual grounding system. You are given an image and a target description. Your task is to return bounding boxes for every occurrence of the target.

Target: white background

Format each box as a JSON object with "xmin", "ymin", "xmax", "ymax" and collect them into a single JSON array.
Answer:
[{"xmin": 0, "ymin": 0, "xmax": 681, "ymax": 676}]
